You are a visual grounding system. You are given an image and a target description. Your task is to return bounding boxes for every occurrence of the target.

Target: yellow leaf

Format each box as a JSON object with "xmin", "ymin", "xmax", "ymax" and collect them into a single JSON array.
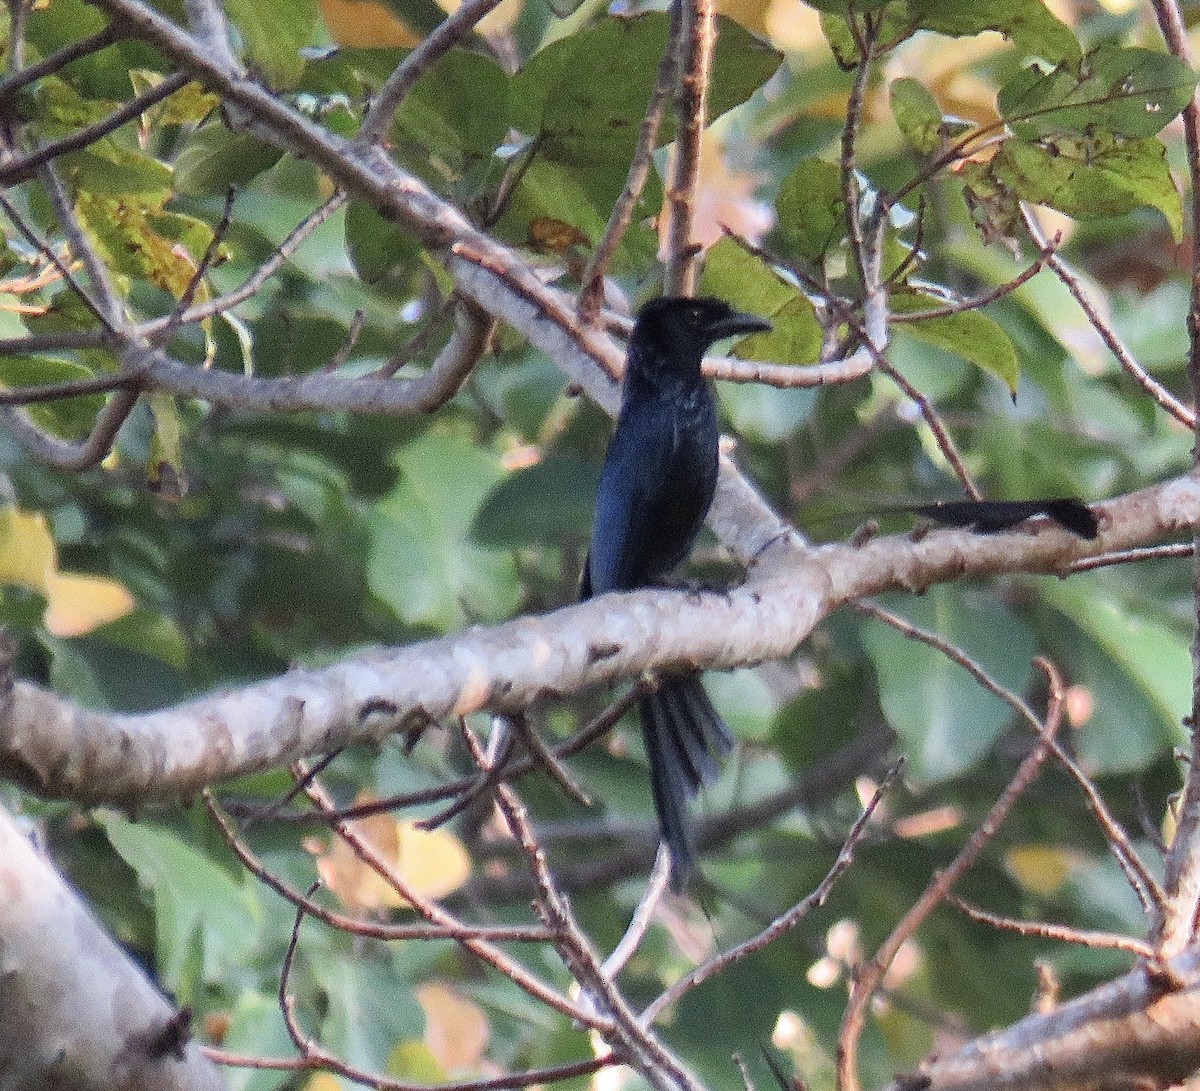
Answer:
[
  {"xmin": 388, "ymin": 1040, "xmax": 445, "ymax": 1082},
  {"xmin": 416, "ymin": 982, "xmax": 490, "ymax": 1073},
  {"xmin": 434, "ymin": 0, "xmax": 522, "ymax": 36},
  {"xmin": 0, "ymin": 508, "xmax": 55, "ymax": 593},
  {"xmin": 301, "ymin": 1073, "xmax": 346, "ymax": 1091},
  {"xmin": 314, "ymin": 795, "xmax": 471, "ymax": 911},
  {"xmin": 320, "ymin": 0, "xmax": 421, "ymax": 47},
  {"xmin": 43, "ymin": 572, "xmax": 135, "ymax": 637},
  {"xmin": 1004, "ymin": 844, "xmax": 1080, "ymax": 897}
]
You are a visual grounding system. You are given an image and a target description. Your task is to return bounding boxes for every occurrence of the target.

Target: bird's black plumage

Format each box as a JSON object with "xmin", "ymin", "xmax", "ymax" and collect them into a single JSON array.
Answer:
[{"xmin": 582, "ymin": 296, "xmax": 771, "ymax": 886}]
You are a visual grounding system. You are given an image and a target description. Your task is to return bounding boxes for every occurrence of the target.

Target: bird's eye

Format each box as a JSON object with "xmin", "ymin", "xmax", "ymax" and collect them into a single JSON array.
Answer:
[{"xmin": 685, "ymin": 308, "xmax": 702, "ymax": 325}]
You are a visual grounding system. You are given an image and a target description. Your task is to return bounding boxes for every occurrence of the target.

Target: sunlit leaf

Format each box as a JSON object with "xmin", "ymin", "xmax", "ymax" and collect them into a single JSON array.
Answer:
[
  {"xmin": 992, "ymin": 133, "xmax": 1183, "ymax": 240},
  {"xmin": 314, "ymin": 800, "xmax": 471, "ymax": 910},
  {"xmin": 998, "ymin": 45, "xmax": 1197, "ymax": 138},
  {"xmin": 0, "ymin": 508, "xmax": 55, "ymax": 593},
  {"xmin": 43, "ymin": 572, "xmax": 135, "ymax": 637},
  {"xmin": 321, "ymin": 0, "xmax": 423, "ymax": 46},
  {"xmin": 415, "ymin": 982, "xmax": 490, "ymax": 1072}
]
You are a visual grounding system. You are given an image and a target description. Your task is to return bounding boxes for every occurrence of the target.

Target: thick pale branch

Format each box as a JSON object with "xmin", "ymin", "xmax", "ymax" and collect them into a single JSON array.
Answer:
[
  {"xmin": 2, "ymin": 473, "xmax": 1192, "ymax": 808},
  {"xmin": 905, "ymin": 953, "xmax": 1200, "ymax": 1091},
  {"xmin": 0, "ymin": 804, "xmax": 225, "ymax": 1091}
]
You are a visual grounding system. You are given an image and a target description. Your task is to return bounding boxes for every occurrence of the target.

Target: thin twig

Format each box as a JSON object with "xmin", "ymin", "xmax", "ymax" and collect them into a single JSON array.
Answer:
[
  {"xmin": 0, "ymin": 23, "xmax": 124, "ymax": 99},
  {"xmin": 1149, "ymin": 0, "xmax": 1200, "ymax": 960},
  {"xmin": 1064, "ymin": 542, "xmax": 1193, "ymax": 574},
  {"xmin": 836, "ymin": 659, "xmax": 1065, "ymax": 1091},
  {"xmin": 297, "ymin": 764, "xmax": 611, "ymax": 1031},
  {"xmin": 464, "ymin": 728, "xmax": 706, "ymax": 1091},
  {"xmin": 663, "ymin": 0, "xmax": 714, "ymax": 297},
  {"xmin": 357, "ymin": 0, "xmax": 509, "ymax": 143},
  {"xmin": 856, "ymin": 601, "xmax": 1166, "ymax": 919},
  {"xmin": 1022, "ymin": 207, "xmax": 1195, "ymax": 431},
  {"xmin": 871, "ymin": 351, "xmax": 982, "ymax": 499},
  {"xmin": 642, "ymin": 760, "xmax": 901, "ymax": 1026},
  {"xmin": 203, "ymin": 790, "xmax": 552, "ymax": 942},
  {"xmin": 0, "ymin": 71, "xmax": 191, "ymax": 184},
  {"xmin": 944, "ymin": 892, "xmax": 1154, "ymax": 959},
  {"xmin": 141, "ymin": 191, "xmax": 348, "ymax": 335},
  {"xmin": 600, "ymin": 846, "xmax": 672, "ymax": 980},
  {"xmin": 163, "ymin": 187, "xmax": 236, "ymax": 337},
  {"xmin": 892, "ymin": 243, "xmax": 1054, "ymax": 322},
  {"xmin": 579, "ymin": 0, "xmax": 681, "ymax": 318}
]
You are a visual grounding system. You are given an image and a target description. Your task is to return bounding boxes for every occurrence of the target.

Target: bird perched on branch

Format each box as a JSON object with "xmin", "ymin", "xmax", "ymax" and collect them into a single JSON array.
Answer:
[{"xmin": 581, "ymin": 295, "xmax": 772, "ymax": 888}]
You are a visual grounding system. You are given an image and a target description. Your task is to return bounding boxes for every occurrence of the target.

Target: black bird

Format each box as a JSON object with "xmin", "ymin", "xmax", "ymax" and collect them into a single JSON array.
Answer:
[{"xmin": 581, "ymin": 295, "xmax": 772, "ymax": 886}]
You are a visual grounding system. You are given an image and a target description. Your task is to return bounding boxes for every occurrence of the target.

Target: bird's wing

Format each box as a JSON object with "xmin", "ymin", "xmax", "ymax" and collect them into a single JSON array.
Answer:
[{"xmin": 585, "ymin": 397, "xmax": 680, "ymax": 595}]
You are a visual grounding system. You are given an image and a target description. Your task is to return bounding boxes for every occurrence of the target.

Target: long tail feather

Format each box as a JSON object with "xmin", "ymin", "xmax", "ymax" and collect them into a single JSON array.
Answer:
[{"xmin": 640, "ymin": 674, "xmax": 732, "ymax": 888}]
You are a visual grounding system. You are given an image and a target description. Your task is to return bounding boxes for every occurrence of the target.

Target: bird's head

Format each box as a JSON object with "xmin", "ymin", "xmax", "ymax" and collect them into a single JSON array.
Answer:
[{"xmin": 630, "ymin": 296, "xmax": 772, "ymax": 372}]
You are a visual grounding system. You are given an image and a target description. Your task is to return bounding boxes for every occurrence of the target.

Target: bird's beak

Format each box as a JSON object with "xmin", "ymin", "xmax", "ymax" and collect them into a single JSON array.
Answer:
[{"xmin": 706, "ymin": 310, "xmax": 772, "ymax": 342}]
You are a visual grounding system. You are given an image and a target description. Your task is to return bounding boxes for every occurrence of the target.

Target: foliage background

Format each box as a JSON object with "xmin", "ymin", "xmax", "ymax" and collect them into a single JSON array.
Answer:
[{"xmin": 1, "ymin": 0, "xmax": 1198, "ymax": 1088}]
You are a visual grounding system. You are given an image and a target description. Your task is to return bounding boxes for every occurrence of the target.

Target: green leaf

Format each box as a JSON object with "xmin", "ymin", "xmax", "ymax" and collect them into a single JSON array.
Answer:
[
  {"xmin": 174, "ymin": 123, "xmax": 285, "ymax": 197},
  {"xmin": 1041, "ymin": 581, "xmax": 1187, "ymax": 773},
  {"xmin": 472, "ymin": 452, "xmax": 600, "ymax": 548},
  {"xmin": 862, "ymin": 588, "xmax": 1036, "ymax": 783},
  {"xmin": 225, "ymin": 0, "xmax": 318, "ymax": 86},
  {"xmin": 63, "ymin": 142, "xmax": 174, "ymax": 199},
  {"xmin": 998, "ymin": 45, "xmax": 1197, "ymax": 138},
  {"xmin": 775, "ymin": 158, "xmax": 845, "ymax": 263},
  {"xmin": 345, "ymin": 200, "xmax": 422, "ymax": 290},
  {"xmin": 890, "ymin": 77, "xmax": 943, "ymax": 154},
  {"xmin": 100, "ymin": 815, "xmax": 260, "ymax": 996},
  {"xmin": 892, "ymin": 290, "xmax": 1020, "ymax": 393},
  {"xmin": 147, "ymin": 393, "xmax": 187, "ymax": 498},
  {"xmin": 75, "ymin": 193, "xmax": 201, "ymax": 297},
  {"xmin": 908, "ymin": 0, "xmax": 1081, "ymax": 66},
  {"xmin": 392, "ymin": 49, "xmax": 510, "ymax": 159},
  {"xmin": 993, "ymin": 133, "xmax": 1182, "ymax": 239},
  {"xmin": 0, "ymin": 355, "xmax": 104, "ymax": 440},
  {"xmin": 368, "ymin": 430, "xmax": 521, "ymax": 630},
  {"xmin": 513, "ymin": 14, "xmax": 779, "ymax": 208},
  {"xmin": 700, "ymin": 237, "xmax": 822, "ymax": 364}
]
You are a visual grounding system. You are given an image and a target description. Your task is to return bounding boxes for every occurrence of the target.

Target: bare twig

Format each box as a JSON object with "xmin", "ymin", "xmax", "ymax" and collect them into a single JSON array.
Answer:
[
  {"xmin": 0, "ymin": 23, "xmax": 124, "ymax": 99},
  {"xmin": 663, "ymin": 0, "xmax": 714, "ymax": 296},
  {"xmin": 1022, "ymin": 207, "xmax": 1195, "ymax": 431},
  {"xmin": 857, "ymin": 600, "xmax": 1165, "ymax": 920},
  {"xmin": 204, "ymin": 790, "xmax": 552, "ymax": 942},
  {"xmin": 0, "ymin": 72, "xmax": 191, "ymax": 185},
  {"xmin": 1064, "ymin": 542, "xmax": 1193, "ymax": 574},
  {"xmin": 357, "ymin": 0, "xmax": 509, "ymax": 144},
  {"xmin": 837, "ymin": 658, "xmax": 1065, "ymax": 1091},
  {"xmin": 461, "ymin": 726, "xmax": 706, "ymax": 1091},
  {"xmin": 944, "ymin": 892, "xmax": 1154, "ymax": 959},
  {"xmin": 144, "ymin": 191, "xmax": 348, "ymax": 334},
  {"xmin": 579, "ymin": 1, "xmax": 682, "ymax": 318},
  {"xmin": 642, "ymin": 760, "xmax": 901, "ymax": 1026},
  {"xmin": 871, "ymin": 351, "xmax": 981, "ymax": 499},
  {"xmin": 298, "ymin": 765, "xmax": 611, "ymax": 1031},
  {"xmin": 1150, "ymin": 0, "xmax": 1200, "ymax": 960}
]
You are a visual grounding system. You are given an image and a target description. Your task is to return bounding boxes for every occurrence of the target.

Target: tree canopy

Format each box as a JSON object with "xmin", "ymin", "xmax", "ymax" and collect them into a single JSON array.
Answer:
[{"xmin": 1, "ymin": 0, "xmax": 1200, "ymax": 1090}]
